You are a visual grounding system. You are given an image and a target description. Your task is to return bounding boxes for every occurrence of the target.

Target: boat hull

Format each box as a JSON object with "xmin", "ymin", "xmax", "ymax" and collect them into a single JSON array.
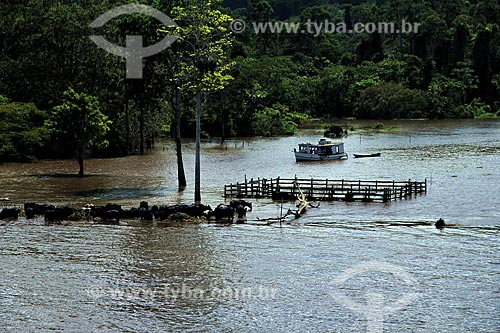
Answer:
[
  {"xmin": 353, "ymin": 153, "xmax": 381, "ymax": 158},
  {"xmin": 294, "ymin": 152, "xmax": 348, "ymax": 162}
]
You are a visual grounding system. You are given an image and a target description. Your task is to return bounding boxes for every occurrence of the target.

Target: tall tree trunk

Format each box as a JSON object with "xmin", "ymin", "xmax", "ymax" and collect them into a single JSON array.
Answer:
[
  {"xmin": 124, "ymin": 80, "xmax": 130, "ymax": 153},
  {"xmin": 194, "ymin": 90, "xmax": 202, "ymax": 204},
  {"xmin": 76, "ymin": 147, "xmax": 84, "ymax": 178},
  {"xmin": 221, "ymin": 92, "xmax": 226, "ymax": 145},
  {"xmin": 174, "ymin": 88, "xmax": 187, "ymax": 191},
  {"xmin": 139, "ymin": 107, "xmax": 144, "ymax": 154},
  {"xmin": 221, "ymin": 110, "xmax": 225, "ymax": 145}
]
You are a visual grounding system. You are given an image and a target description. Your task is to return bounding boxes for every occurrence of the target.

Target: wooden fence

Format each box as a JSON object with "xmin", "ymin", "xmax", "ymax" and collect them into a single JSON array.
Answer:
[{"xmin": 224, "ymin": 177, "xmax": 427, "ymax": 203}]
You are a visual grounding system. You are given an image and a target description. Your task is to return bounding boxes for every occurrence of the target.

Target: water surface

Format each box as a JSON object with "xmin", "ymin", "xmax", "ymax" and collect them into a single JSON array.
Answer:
[{"xmin": 0, "ymin": 120, "xmax": 499, "ymax": 332}]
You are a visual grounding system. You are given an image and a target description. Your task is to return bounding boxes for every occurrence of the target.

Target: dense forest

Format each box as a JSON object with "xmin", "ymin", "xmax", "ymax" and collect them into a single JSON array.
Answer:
[{"xmin": 1, "ymin": 0, "xmax": 500, "ymax": 162}]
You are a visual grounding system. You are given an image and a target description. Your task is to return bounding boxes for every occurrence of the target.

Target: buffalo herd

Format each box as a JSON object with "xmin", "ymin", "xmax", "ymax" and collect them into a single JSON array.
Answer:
[{"xmin": 0, "ymin": 200, "xmax": 253, "ymax": 224}]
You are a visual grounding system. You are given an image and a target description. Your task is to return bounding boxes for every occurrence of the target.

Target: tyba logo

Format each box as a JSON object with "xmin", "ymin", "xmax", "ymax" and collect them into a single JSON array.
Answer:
[
  {"xmin": 89, "ymin": 4, "xmax": 178, "ymax": 79},
  {"xmin": 330, "ymin": 261, "xmax": 420, "ymax": 333}
]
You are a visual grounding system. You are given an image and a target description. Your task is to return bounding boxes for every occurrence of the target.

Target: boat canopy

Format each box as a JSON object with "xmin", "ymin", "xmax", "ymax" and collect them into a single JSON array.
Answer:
[{"xmin": 297, "ymin": 139, "xmax": 345, "ymax": 155}]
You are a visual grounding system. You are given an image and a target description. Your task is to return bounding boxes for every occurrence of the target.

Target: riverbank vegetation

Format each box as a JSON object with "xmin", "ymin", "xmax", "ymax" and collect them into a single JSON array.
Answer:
[{"xmin": 1, "ymin": 0, "xmax": 500, "ymax": 163}]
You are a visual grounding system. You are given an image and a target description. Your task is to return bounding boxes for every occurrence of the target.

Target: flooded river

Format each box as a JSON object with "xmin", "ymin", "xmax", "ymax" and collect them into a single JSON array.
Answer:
[{"xmin": 1, "ymin": 120, "xmax": 499, "ymax": 332}]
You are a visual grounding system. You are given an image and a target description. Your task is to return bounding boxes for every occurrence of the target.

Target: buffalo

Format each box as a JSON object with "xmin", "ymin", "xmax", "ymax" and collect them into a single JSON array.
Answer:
[
  {"xmin": 182, "ymin": 204, "xmax": 212, "ymax": 218},
  {"xmin": 0, "ymin": 207, "xmax": 21, "ymax": 220},
  {"xmin": 435, "ymin": 218, "xmax": 446, "ymax": 229},
  {"xmin": 44, "ymin": 206, "xmax": 75, "ymax": 222},
  {"xmin": 24, "ymin": 203, "xmax": 55, "ymax": 218},
  {"xmin": 153, "ymin": 205, "xmax": 181, "ymax": 221},
  {"xmin": 102, "ymin": 201, "xmax": 153, "ymax": 221},
  {"xmin": 235, "ymin": 205, "xmax": 247, "ymax": 219},
  {"xmin": 136, "ymin": 201, "xmax": 153, "ymax": 221},
  {"xmin": 121, "ymin": 208, "xmax": 153, "ymax": 220},
  {"xmin": 229, "ymin": 200, "xmax": 253, "ymax": 211},
  {"xmin": 120, "ymin": 202, "xmax": 153, "ymax": 221},
  {"xmin": 154, "ymin": 204, "xmax": 212, "ymax": 221},
  {"xmin": 208, "ymin": 205, "xmax": 235, "ymax": 223},
  {"xmin": 90, "ymin": 204, "xmax": 122, "ymax": 224},
  {"xmin": 101, "ymin": 210, "xmax": 121, "ymax": 225}
]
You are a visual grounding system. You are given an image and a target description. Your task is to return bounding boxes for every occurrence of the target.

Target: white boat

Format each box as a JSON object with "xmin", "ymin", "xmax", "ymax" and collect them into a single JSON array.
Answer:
[{"xmin": 294, "ymin": 139, "xmax": 348, "ymax": 162}]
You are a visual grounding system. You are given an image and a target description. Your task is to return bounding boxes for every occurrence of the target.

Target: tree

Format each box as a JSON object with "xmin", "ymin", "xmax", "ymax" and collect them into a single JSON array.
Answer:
[
  {"xmin": 473, "ymin": 25, "xmax": 494, "ymax": 103},
  {"xmin": 0, "ymin": 100, "xmax": 48, "ymax": 162},
  {"xmin": 171, "ymin": 81, "xmax": 188, "ymax": 191},
  {"xmin": 450, "ymin": 62, "xmax": 479, "ymax": 104},
  {"xmin": 0, "ymin": 0, "xmax": 103, "ymax": 109},
  {"xmin": 356, "ymin": 32, "xmax": 384, "ymax": 63},
  {"xmin": 161, "ymin": 0, "xmax": 234, "ymax": 203},
  {"xmin": 452, "ymin": 15, "xmax": 471, "ymax": 65},
  {"xmin": 249, "ymin": 0, "xmax": 274, "ymax": 55},
  {"xmin": 252, "ymin": 103, "xmax": 306, "ymax": 137},
  {"xmin": 157, "ymin": 36, "xmax": 191, "ymax": 191},
  {"xmin": 474, "ymin": 0, "xmax": 500, "ymax": 25},
  {"xmin": 46, "ymin": 88, "xmax": 111, "ymax": 177},
  {"xmin": 355, "ymin": 82, "xmax": 429, "ymax": 119},
  {"xmin": 295, "ymin": 5, "xmax": 343, "ymax": 60}
]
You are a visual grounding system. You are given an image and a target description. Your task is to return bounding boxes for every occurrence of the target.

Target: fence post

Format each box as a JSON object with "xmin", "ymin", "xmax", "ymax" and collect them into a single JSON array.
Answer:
[{"xmin": 311, "ymin": 178, "xmax": 314, "ymax": 197}]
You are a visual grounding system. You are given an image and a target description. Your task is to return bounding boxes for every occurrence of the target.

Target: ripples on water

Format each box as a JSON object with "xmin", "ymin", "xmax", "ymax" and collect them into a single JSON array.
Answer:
[{"xmin": 0, "ymin": 120, "xmax": 499, "ymax": 332}]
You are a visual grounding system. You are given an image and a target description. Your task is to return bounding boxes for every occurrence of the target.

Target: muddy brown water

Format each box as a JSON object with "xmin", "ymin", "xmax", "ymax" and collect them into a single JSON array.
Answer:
[{"xmin": 0, "ymin": 120, "xmax": 499, "ymax": 332}]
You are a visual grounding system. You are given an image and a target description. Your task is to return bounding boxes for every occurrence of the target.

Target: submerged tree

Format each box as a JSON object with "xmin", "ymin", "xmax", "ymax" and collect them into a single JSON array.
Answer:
[
  {"xmin": 158, "ymin": 47, "xmax": 188, "ymax": 191},
  {"xmin": 46, "ymin": 88, "xmax": 111, "ymax": 177},
  {"xmin": 161, "ymin": 0, "xmax": 234, "ymax": 203}
]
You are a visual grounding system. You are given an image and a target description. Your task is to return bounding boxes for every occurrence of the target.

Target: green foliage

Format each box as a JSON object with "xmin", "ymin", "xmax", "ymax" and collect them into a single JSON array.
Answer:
[
  {"xmin": 160, "ymin": 1, "xmax": 235, "ymax": 94},
  {"xmin": 224, "ymin": 0, "xmax": 499, "ymax": 122},
  {"xmin": 286, "ymin": 112, "xmax": 310, "ymax": 127},
  {"xmin": 252, "ymin": 104, "xmax": 304, "ymax": 136},
  {"xmin": 0, "ymin": 102, "xmax": 48, "ymax": 161},
  {"xmin": 46, "ymin": 88, "xmax": 111, "ymax": 152},
  {"xmin": 0, "ymin": 96, "xmax": 11, "ymax": 105},
  {"xmin": 2, "ymin": 0, "xmax": 500, "ymax": 164},
  {"xmin": 355, "ymin": 83, "xmax": 429, "ymax": 119},
  {"xmin": 457, "ymin": 99, "xmax": 495, "ymax": 118},
  {"xmin": 324, "ymin": 125, "xmax": 347, "ymax": 138}
]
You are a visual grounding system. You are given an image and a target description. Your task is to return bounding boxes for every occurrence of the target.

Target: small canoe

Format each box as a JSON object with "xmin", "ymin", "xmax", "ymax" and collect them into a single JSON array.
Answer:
[{"xmin": 353, "ymin": 153, "xmax": 381, "ymax": 158}]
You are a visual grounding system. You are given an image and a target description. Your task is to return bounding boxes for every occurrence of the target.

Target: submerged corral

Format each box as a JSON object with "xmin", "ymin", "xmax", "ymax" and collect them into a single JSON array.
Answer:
[{"xmin": 224, "ymin": 177, "xmax": 427, "ymax": 203}]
